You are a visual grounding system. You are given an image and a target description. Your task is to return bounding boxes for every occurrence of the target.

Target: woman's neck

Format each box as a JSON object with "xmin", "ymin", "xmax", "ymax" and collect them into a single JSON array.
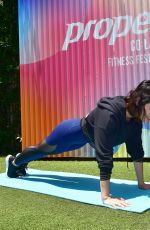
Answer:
[{"xmin": 126, "ymin": 110, "xmax": 133, "ymax": 121}]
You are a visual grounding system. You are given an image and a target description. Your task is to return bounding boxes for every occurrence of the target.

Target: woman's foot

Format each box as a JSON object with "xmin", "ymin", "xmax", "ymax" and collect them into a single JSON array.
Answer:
[{"xmin": 6, "ymin": 155, "xmax": 27, "ymax": 178}]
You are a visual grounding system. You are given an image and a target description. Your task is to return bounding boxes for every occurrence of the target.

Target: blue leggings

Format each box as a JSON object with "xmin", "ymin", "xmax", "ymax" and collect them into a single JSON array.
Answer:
[
  {"xmin": 15, "ymin": 119, "xmax": 88, "ymax": 165},
  {"xmin": 45, "ymin": 119, "xmax": 88, "ymax": 153}
]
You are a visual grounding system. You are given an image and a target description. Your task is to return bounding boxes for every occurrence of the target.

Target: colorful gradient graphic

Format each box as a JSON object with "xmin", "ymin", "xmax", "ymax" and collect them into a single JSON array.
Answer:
[{"xmin": 19, "ymin": 0, "xmax": 150, "ymax": 157}]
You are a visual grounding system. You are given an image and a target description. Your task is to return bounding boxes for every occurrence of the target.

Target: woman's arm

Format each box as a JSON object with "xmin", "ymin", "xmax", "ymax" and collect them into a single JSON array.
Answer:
[
  {"xmin": 134, "ymin": 162, "xmax": 150, "ymax": 189},
  {"xmin": 100, "ymin": 180, "xmax": 129, "ymax": 208},
  {"xmin": 93, "ymin": 111, "xmax": 129, "ymax": 207},
  {"xmin": 101, "ymin": 162, "xmax": 150, "ymax": 207}
]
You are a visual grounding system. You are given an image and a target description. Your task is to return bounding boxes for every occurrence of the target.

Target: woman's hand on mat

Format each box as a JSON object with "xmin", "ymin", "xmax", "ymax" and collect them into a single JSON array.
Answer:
[
  {"xmin": 103, "ymin": 197, "xmax": 129, "ymax": 208},
  {"xmin": 138, "ymin": 183, "xmax": 150, "ymax": 190}
]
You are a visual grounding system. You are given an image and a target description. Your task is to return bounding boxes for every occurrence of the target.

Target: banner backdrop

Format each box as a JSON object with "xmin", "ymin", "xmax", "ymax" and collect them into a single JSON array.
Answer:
[{"xmin": 18, "ymin": 0, "xmax": 150, "ymax": 157}]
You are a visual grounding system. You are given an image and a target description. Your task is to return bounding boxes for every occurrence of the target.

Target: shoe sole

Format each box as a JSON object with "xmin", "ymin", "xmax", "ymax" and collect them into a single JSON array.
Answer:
[{"xmin": 5, "ymin": 155, "xmax": 13, "ymax": 175}]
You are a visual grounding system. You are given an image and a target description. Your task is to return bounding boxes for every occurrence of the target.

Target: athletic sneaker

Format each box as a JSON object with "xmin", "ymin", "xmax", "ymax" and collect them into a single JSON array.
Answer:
[{"xmin": 6, "ymin": 155, "xmax": 27, "ymax": 178}]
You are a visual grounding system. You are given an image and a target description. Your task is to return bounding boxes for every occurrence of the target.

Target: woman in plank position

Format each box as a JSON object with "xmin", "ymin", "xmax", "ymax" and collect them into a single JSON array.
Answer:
[{"xmin": 6, "ymin": 80, "xmax": 150, "ymax": 208}]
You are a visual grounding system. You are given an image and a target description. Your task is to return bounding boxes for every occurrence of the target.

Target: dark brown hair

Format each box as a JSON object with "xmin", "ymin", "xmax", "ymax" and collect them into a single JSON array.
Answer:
[{"xmin": 125, "ymin": 80, "xmax": 150, "ymax": 120}]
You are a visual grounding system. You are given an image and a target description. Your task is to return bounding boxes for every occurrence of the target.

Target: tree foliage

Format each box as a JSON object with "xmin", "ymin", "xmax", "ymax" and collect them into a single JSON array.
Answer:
[{"xmin": 0, "ymin": 0, "xmax": 21, "ymax": 155}]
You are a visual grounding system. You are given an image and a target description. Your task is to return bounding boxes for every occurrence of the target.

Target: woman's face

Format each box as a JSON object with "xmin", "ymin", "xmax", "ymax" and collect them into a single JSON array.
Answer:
[{"xmin": 143, "ymin": 103, "xmax": 150, "ymax": 122}]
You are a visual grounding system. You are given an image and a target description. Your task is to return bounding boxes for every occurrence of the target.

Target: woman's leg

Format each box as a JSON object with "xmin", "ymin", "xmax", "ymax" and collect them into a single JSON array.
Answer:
[
  {"xmin": 13, "ymin": 119, "xmax": 88, "ymax": 166},
  {"xmin": 6, "ymin": 119, "xmax": 87, "ymax": 177}
]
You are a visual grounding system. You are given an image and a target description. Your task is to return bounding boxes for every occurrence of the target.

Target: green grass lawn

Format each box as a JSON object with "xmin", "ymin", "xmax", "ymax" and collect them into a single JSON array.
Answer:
[{"xmin": 0, "ymin": 157, "xmax": 150, "ymax": 230}]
